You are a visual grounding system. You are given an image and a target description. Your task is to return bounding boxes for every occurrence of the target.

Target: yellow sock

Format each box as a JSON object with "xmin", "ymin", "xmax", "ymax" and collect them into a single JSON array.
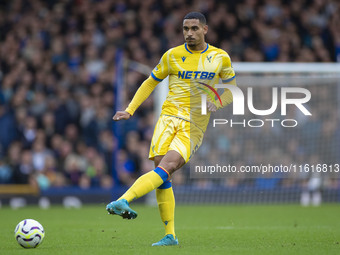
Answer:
[
  {"xmin": 156, "ymin": 182, "xmax": 175, "ymax": 238},
  {"xmin": 119, "ymin": 167, "xmax": 169, "ymax": 203}
]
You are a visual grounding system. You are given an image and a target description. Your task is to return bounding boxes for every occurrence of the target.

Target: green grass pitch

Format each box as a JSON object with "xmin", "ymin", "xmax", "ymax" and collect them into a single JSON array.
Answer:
[{"xmin": 1, "ymin": 203, "xmax": 340, "ymax": 255}]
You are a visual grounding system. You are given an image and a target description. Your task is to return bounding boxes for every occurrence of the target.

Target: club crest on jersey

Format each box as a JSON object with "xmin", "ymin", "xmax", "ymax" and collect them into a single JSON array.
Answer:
[
  {"xmin": 181, "ymin": 56, "xmax": 187, "ymax": 62},
  {"xmin": 206, "ymin": 56, "xmax": 212, "ymax": 63}
]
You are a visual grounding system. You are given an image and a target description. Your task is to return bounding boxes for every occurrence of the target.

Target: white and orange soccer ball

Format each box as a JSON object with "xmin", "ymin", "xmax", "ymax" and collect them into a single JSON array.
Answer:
[{"xmin": 14, "ymin": 219, "xmax": 45, "ymax": 248}]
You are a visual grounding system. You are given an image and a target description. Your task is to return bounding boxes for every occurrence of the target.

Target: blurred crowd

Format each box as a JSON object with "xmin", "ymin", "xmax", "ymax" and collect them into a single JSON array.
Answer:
[{"xmin": 0, "ymin": 0, "xmax": 339, "ymax": 191}]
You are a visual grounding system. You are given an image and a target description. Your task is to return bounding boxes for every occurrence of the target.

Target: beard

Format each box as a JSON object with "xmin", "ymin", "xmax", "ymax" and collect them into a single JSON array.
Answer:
[{"xmin": 187, "ymin": 40, "xmax": 196, "ymax": 47}]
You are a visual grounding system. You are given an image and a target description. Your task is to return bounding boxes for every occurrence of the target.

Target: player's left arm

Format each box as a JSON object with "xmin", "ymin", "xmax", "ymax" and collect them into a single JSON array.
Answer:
[{"xmin": 215, "ymin": 53, "xmax": 237, "ymax": 110}]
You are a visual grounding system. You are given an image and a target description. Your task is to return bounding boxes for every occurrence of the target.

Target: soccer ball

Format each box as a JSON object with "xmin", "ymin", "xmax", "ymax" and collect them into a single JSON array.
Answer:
[{"xmin": 14, "ymin": 219, "xmax": 45, "ymax": 248}]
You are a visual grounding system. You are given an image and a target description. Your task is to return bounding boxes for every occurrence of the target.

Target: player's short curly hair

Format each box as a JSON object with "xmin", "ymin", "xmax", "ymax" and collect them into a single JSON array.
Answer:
[{"xmin": 183, "ymin": 12, "xmax": 206, "ymax": 25}]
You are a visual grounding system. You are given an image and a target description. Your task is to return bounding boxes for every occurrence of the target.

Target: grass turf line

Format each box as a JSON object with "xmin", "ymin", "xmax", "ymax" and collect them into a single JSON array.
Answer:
[{"xmin": 1, "ymin": 204, "xmax": 340, "ymax": 255}]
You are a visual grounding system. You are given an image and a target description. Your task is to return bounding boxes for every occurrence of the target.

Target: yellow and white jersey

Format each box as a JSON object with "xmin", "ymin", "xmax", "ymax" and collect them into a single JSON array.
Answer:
[{"xmin": 151, "ymin": 43, "xmax": 236, "ymax": 132}]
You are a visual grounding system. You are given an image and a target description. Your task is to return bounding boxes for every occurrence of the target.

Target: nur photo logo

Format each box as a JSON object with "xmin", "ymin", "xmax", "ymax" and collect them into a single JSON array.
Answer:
[{"xmin": 199, "ymin": 84, "xmax": 312, "ymax": 128}]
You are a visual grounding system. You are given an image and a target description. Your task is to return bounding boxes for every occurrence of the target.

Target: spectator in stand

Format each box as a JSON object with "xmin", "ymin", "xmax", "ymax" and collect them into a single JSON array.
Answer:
[{"xmin": 0, "ymin": 0, "xmax": 339, "ymax": 191}]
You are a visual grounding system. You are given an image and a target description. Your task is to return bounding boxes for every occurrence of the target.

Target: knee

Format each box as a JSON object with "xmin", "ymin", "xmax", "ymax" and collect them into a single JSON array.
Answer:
[
  {"xmin": 160, "ymin": 160, "xmax": 184, "ymax": 175},
  {"xmin": 163, "ymin": 161, "xmax": 179, "ymax": 174},
  {"xmin": 158, "ymin": 151, "xmax": 186, "ymax": 175}
]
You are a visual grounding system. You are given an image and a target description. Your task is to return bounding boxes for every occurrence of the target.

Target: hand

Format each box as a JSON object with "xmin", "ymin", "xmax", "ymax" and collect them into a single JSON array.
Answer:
[
  {"xmin": 112, "ymin": 111, "xmax": 131, "ymax": 121},
  {"xmin": 207, "ymin": 101, "xmax": 217, "ymax": 112}
]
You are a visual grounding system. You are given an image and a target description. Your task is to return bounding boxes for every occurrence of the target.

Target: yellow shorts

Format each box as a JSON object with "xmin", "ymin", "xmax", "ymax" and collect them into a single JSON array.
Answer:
[{"xmin": 149, "ymin": 114, "xmax": 204, "ymax": 163}]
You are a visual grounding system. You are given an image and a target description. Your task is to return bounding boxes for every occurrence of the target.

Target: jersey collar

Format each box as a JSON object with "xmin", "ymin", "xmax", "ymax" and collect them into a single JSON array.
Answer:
[{"xmin": 185, "ymin": 43, "xmax": 209, "ymax": 54}]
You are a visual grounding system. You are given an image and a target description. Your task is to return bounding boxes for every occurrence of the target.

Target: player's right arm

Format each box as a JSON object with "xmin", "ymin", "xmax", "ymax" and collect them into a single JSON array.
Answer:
[
  {"xmin": 112, "ymin": 76, "xmax": 158, "ymax": 121},
  {"xmin": 124, "ymin": 76, "xmax": 159, "ymax": 116},
  {"xmin": 113, "ymin": 111, "xmax": 131, "ymax": 121},
  {"xmin": 113, "ymin": 50, "xmax": 170, "ymax": 120}
]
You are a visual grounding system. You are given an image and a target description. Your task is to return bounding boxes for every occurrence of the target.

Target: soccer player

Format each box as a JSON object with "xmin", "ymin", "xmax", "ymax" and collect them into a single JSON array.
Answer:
[{"xmin": 106, "ymin": 12, "xmax": 236, "ymax": 246}]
